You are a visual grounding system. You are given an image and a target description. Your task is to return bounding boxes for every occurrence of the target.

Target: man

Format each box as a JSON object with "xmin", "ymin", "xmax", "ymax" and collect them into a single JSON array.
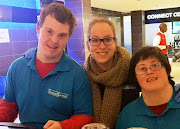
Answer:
[
  {"xmin": 153, "ymin": 23, "xmax": 173, "ymax": 55},
  {"xmin": 0, "ymin": 3, "xmax": 94, "ymax": 129}
]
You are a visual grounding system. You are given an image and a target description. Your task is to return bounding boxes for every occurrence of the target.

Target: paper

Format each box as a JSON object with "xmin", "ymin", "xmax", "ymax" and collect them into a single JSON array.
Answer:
[{"xmin": 0, "ymin": 29, "xmax": 10, "ymax": 43}]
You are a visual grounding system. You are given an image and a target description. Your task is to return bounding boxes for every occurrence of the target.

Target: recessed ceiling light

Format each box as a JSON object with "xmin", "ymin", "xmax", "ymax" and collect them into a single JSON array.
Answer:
[{"xmin": 156, "ymin": 5, "xmax": 160, "ymax": 7}]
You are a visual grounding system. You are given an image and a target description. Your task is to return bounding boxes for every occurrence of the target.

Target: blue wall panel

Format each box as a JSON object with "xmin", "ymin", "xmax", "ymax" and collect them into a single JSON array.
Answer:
[
  {"xmin": 0, "ymin": 0, "xmax": 40, "ymax": 9},
  {"xmin": 0, "ymin": 0, "xmax": 40, "ymax": 76}
]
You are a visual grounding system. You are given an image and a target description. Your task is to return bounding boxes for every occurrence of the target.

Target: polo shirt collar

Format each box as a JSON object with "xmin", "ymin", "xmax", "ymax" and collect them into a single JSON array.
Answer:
[
  {"xmin": 26, "ymin": 49, "xmax": 70, "ymax": 72},
  {"xmin": 52, "ymin": 51, "xmax": 70, "ymax": 72},
  {"xmin": 136, "ymin": 88, "xmax": 180, "ymax": 116}
]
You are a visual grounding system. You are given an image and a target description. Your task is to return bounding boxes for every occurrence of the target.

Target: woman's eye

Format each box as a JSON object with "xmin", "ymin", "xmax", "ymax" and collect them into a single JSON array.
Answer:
[
  {"xmin": 139, "ymin": 67, "xmax": 147, "ymax": 71},
  {"xmin": 153, "ymin": 64, "xmax": 158, "ymax": 67}
]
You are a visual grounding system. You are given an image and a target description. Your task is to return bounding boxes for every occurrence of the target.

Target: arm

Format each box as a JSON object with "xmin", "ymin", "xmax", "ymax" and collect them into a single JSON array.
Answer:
[
  {"xmin": 58, "ymin": 72, "xmax": 94, "ymax": 129},
  {"xmin": 44, "ymin": 69, "xmax": 94, "ymax": 129},
  {"xmin": 0, "ymin": 99, "xmax": 18, "ymax": 122},
  {"xmin": 44, "ymin": 115, "xmax": 94, "ymax": 129},
  {"xmin": 115, "ymin": 110, "xmax": 128, "ymax": 129},
  {"xmin": 0, "ymin": 63, "xmax": 19, "ymax": 122},
  {"xmin": 153, "ymin": 35, "xmax": 166, "ymax": 50}
]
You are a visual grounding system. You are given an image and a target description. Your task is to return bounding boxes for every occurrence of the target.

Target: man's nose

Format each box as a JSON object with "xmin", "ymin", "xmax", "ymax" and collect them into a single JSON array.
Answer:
[{"xmin": 51, "ymin": 35, "xmax": 59, "ymax": 43}]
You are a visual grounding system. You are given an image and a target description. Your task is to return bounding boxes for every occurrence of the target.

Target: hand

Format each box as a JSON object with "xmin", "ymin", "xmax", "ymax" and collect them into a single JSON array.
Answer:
[
  {"xmin": 43, "ymin": 120, "xmax": 62, "ymax": 129},
  {"xmin": 175, "ymin": 83, "xmax": 180, "ymax": 103},
  {"xmin": 23, "ymin": 48, "xmax": 36, "ymax": 59},
  {"xmin": 166, "ymin": 45, "xmax": 173, "ymax": 49}
]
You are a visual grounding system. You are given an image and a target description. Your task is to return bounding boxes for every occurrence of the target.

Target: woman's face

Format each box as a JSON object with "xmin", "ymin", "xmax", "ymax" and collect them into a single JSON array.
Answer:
[
  {"xmin": 135, "ymin": 57, "xmax": 169, "ymax": 92},
  {"xmin": 87, "ymin": 22, "xmax": 116, "ymax": 68}
]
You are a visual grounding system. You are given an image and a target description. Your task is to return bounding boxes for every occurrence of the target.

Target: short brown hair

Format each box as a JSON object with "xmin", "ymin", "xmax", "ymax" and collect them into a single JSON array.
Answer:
[
  {"xmin": 128, "ymin": 46, "xmax": 174, "ymax": 91},
  {"xmin": 87, "ymin": 18, "xmax": 116, "ymax": 39},
  {"xmin": 37, "ymin": 3, "xmax": 77, "ymax": 37}
]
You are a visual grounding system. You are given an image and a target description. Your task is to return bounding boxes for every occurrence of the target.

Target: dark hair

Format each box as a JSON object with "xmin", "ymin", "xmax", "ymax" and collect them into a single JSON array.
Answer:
[
  {"xmin": 37, "ymin": 3, "xmax": 77, "ymax": 37},
  {"xmin": 128, "ymin": 46, "xmax": 174, "ymax": 91}
]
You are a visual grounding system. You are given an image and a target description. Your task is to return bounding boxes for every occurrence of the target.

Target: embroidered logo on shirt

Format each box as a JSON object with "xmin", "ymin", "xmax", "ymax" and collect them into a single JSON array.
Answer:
[{"xmin": 48, "ymin": 88, "xmax": 69, "ymax": 99}]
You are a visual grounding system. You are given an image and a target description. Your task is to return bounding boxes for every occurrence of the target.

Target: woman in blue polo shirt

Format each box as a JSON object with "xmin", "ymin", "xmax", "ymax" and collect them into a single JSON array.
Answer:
[{"xmin": 116, "ymin": 46, "xmax": 180, "ymax": 129}]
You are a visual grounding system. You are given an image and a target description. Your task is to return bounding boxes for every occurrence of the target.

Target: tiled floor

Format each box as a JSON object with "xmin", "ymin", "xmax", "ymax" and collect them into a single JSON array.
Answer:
[{"xmin": 169, "ymin": 58, "xmax": 180, "ymax": 84}]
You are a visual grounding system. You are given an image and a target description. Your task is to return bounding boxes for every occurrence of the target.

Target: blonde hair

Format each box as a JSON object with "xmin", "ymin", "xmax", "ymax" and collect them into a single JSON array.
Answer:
[{"xmin": 87, "ymin": 18, "xmax": 116, "ymax": 39}]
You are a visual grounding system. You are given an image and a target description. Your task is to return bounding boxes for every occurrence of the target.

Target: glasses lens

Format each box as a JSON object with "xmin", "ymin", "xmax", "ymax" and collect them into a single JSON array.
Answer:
[
  {"xmin": 136, "ymin": 63, "xmax": 162, "ymax": 75},
  {"xmin": 150, "ymin": 63, "xmax": 162, "ymax": 71},
  {"xmin": 104, "ymin": 38, "xmax": 114, "ymax": 45},
  {"xmin": 136, "ymin": 67, "xmax": 147, "ymax": 75},
  {"xmin": 90, "ymin": 39, "xmax": 100, "ymax": 46}
]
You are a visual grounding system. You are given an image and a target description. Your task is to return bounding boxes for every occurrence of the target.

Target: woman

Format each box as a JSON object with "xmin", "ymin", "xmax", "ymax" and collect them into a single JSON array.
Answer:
[
  {"xmin": 116, "ymin": 46, "xmax": 180, "ymax": 129},
  {"xmin": 83, "ymin": 18, "xmax": 139, "ymax": 129}
]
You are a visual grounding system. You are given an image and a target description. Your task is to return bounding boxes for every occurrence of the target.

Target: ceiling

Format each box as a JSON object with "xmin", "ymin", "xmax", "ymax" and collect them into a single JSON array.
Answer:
[{"xmin": 91, "ymin": 0, "xmax": 180, "ymax": 13}]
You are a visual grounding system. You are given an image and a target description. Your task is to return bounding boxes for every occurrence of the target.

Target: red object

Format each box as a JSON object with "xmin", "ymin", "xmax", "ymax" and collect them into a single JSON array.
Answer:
[
  {"xmin": 157, "ymin": 32, "xmax": 167, "ymax": 54},
  {"xmin": 148, "ymin": 103, "xmax": 168, "ymax": 116},
  {"xmin": 36, "ymin": 58, "xmax": 58, "ymax": 78},
  {"xmin": 59, "ymin": 114, "xmax": 95, "ymax": 129},
  {"xmin": 0, "ymin": 99, "xmax": 18, "ymax": 122}
]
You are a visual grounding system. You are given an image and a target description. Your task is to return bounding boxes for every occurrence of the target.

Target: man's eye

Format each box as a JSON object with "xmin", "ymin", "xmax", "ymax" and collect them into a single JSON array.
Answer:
[
  {"xmin": 47, "ymin": 30, "xmax": 53, "ymax": 34},
  {"xmin": 59, "ymin": 34, "xmax": 68, "ymax": 38}
]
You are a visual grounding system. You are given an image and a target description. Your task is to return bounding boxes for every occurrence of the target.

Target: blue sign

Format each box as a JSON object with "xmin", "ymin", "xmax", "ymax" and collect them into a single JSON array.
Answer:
[{"xmin": 0, "ymin": 76, "xmax": 6, "ymax": 98}]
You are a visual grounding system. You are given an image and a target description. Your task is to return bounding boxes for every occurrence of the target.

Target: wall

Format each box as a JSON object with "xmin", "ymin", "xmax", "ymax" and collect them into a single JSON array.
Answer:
[
  {"xmin": 123, "ymin": 15, "xmax": 132, "ymax": 55},
  {"xmin": 65, "ymin": 0, "xmax": 92, "ymax": 64},
  {"xmin": 0, "ymin": 0, "xmax": 40, "ymax": 76}
]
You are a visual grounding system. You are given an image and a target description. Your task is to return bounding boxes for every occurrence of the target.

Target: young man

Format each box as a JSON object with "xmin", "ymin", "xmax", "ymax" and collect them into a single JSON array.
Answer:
[
  {"xmin": 0, "ymin": 3, "xmax": 94, "ymax": 129},
  {"xmin": 153, "ymin": 23, "xmax": 173, "ymax": 55}
]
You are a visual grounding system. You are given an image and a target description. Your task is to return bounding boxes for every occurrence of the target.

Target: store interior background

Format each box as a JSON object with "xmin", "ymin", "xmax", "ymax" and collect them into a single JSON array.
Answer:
[{"xmin": 0, "ymin": 0, "xmax": 180, "ymax": 90}]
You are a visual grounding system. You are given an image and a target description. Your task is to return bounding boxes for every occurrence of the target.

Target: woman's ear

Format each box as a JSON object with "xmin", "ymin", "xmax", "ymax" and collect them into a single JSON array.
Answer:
[
  {"xmin": 115, "ymin": 38, "xmax": 118, "ymax": 46},
  {"xmin": 86, "ymin": 41, "xmax": 90, "ymax": 51}
]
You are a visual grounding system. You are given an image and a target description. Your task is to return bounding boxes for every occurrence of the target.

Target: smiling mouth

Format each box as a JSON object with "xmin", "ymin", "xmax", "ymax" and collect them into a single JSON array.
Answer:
[
  {"xmin": 147, "ymin": 77, "xmax": 157, "ymax": 82},
  {"xmin": 47, "ymin": 44, "xmax": 58, "ymax": 49},
  {"xmin": 97, "ymin": 52, "xmax": 108, "ymax": 55}
]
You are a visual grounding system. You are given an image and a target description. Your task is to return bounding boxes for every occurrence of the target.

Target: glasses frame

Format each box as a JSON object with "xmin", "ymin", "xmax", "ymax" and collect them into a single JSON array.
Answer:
[
  {"xmin": 135, "ymin": 63, "xmax": 163, "ymax": 76},
  {"xmin": 88, "ymin": 37, "xmax": 116, "ymax": 46}
]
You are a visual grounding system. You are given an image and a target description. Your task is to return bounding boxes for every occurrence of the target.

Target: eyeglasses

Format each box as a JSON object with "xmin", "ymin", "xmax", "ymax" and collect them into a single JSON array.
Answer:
[
  {"xmin": 135, "ymin": 63, "xmax": 163, "ymax": 75},
  {"xmin": 88, "ymin": 37, "xmax": 115, "ymax": 46}
]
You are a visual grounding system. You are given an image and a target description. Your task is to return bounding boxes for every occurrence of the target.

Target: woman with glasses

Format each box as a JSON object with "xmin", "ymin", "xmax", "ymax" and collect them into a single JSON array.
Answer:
[
  {"xmin": 116, "ymin": 46, "xmax": 180, "ymax": 129},
  {"xmin": 83, "ymin": 18, "xmax": 139, "ymax": 129}
]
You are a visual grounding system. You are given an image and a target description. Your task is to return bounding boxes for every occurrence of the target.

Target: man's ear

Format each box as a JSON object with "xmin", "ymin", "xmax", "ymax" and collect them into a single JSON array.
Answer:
[
  {"xmin": 86, "ymin": 41, "xmax": 90, "ymax": 51},
  {"xmin": 36, "ymin": 24, "xmax": 40, "ymax": 36}
]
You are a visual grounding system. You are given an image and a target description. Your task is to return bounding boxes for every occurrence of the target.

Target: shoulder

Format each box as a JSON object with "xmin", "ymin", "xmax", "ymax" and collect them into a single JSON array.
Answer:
[
  {"xmin": 116, "ymin": 46, "xmax": 131, "ymax": 65},
  {"xmin": 66, "ymin": 55, "xmax": 84, "ymax": 71},
  {"xmin": 9, "ymin": 56, "xmax": 29, "ymax": 69},
  {"xmin": 64, "ymin": 55, "xmax": 88, "ymax": 78},
  {"xmin": 121, "ymin": 98, "xmax": 140, "ymax": 114},
  {"xmin": 118, "ymin": 46, "xmax": 130, "ymax": 55}
]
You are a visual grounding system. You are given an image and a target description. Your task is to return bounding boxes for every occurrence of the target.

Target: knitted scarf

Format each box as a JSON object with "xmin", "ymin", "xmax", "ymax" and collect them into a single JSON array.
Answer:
[{"xmin": 83, "ymin": 46, "xmax": 130, "ymax": 129}]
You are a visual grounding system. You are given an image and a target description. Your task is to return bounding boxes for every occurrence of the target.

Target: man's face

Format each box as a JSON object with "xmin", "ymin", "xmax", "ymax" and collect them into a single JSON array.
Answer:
[{"xmin": 36, "ymin": 15, "xmax": 70, "ymax": 63}]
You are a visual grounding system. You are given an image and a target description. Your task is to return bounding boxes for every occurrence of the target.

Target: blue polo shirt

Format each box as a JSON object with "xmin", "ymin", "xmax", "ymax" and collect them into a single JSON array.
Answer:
[
  {"xmin": 116, "ymin": 88, "xmax": 180, "ymax": 129},
  {"xmin": 3, "ymin": 49, "xmax": 93, "ymax": 128}
]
